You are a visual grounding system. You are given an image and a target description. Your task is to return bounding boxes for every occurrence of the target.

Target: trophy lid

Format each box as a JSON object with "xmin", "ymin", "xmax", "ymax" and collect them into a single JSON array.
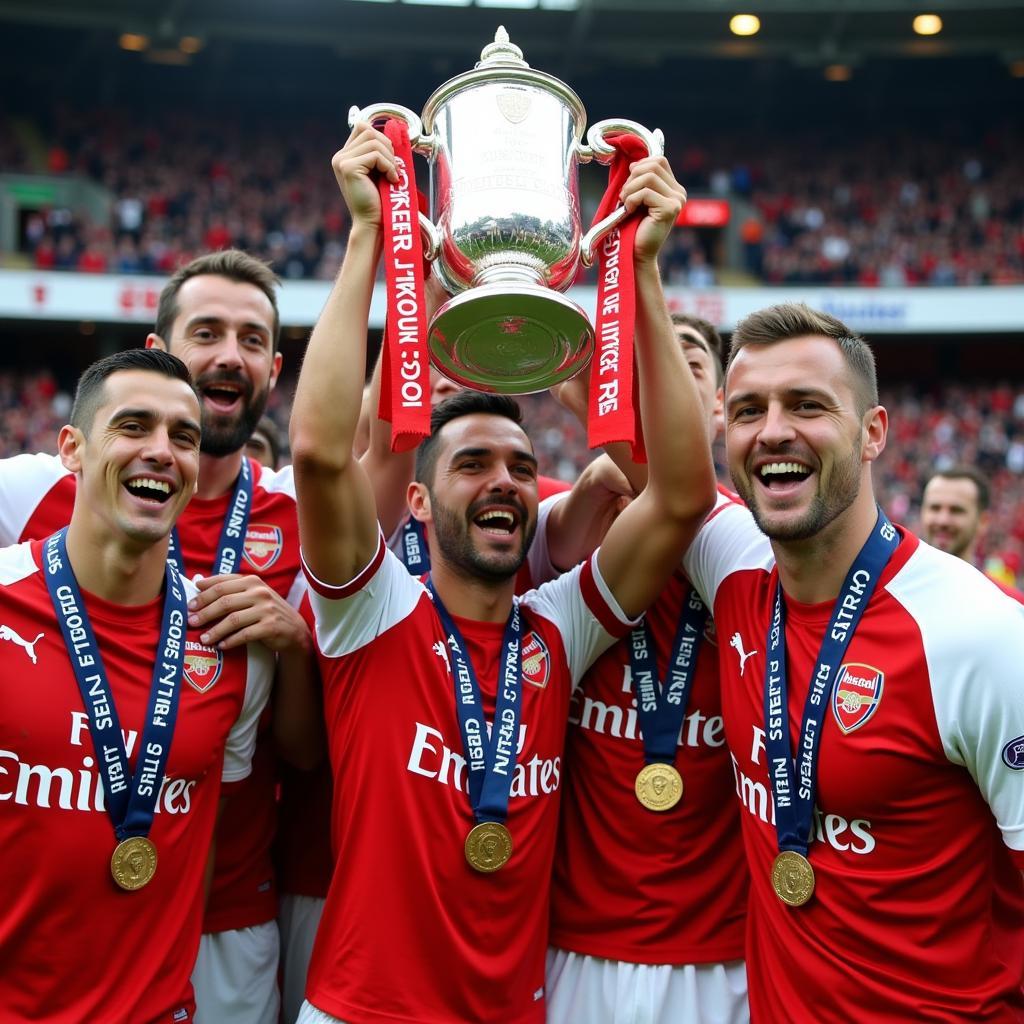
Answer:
[{"xmin": 421, "ymin": 27, "xmax": 586, "ymax": 134}]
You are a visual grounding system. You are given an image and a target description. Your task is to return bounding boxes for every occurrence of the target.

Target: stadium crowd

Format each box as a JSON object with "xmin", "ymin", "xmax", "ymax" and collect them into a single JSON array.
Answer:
[
  {"xmin": 6, "ymin": 107, "xmax": 1023, "ymax": 288},
  {"xmin": 4, "ymin": 364, "xmax": 1022, "ymax": 586}
]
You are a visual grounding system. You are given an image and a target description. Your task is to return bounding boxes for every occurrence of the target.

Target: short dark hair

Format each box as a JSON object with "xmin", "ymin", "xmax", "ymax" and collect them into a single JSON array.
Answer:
[
  {"xmin": 727, "ymin": 303, "xmax": 879, "ymax": 414},
  {"xmin": 925, "ymin": 466, "xmax": 990, "ymax": 512},
  {"xmin": 154, "ymin": 249, "xmax": 281, "ymax": 351},
  {"xmin": 414, "ymin": 392, "xmax": 525, "ymax": 486},
  {"xmin": 70, "ymin": 349, "xmax": 195, "ymax": 435},
  {"xmin": 672, "ymin": 312, "xmax": 724, "ymax": 385}
]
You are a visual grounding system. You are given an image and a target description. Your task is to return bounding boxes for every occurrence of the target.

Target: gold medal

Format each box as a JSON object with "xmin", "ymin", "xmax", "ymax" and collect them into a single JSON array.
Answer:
[
  {"xmin": 464, "ymin": 821, "xmax": 513, "ymax": 873},
  {"xmin": 634, "ymin": 762, "xmax": 683, "ymax": 812},
  {"xmin": 771, "ymin": 850, "xmax": 815, "ymax": 907},
  {"xmin": 111, "ymin": 836, "xmax": 158, "ymax": 891}
]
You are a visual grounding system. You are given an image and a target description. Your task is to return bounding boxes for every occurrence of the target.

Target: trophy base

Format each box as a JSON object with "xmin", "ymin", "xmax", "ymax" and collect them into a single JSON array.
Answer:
[{"xmin": 428, "ymin": 284, "xmax": 594, "ymax": 395}]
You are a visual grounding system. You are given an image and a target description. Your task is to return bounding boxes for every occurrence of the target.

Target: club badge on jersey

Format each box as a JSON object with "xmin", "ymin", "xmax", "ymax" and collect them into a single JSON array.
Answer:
[
  {"xmin": 43, "ymin": 529, "xmax": 186, "ymax": 891},
  {"xmin": 762, "ymin": 508, "xmax": 898, "ymax": 907},
  {"xmin": 628, "ymin": 587, "xmax": 707, "ymax": 812},
  {"xmin": 167, "ymin": 456, "xmax": 253, "ymax": 576},
  {"xmin": 426, "ymin": 579, "xmax": 522, "ymax": 873}
]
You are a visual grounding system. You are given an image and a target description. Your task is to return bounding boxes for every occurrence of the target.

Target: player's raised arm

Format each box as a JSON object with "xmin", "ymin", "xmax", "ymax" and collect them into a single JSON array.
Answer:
[
  {"xmin": 290, "ymin": 124, "xmax": 398, "ymax": 584},
  {"xmin": 596, "ymin": 157, "xmax": 717, "ymax": 618}
]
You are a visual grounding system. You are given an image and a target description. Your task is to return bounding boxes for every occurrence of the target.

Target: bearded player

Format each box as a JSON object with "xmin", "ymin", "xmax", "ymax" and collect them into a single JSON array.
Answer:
[
  {"xmin": 0, "ymin": 250, "xmax": 320, "ymax": 1024},
  {"xmin": 287, "ymin": 122, "xmax": 714, "ymax": 1023},
  {"xmin": 0, "ymin": 347, "xmax": 273, "ymax": 1022},
  {"xmin": 680, "ymin": 303, "xmax": 1024, "ymax": 1020}
]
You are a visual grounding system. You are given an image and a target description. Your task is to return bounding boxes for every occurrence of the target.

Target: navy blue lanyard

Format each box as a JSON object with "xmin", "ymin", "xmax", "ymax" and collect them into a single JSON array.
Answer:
[
  {"xmin": 629, "ymin": 584, "xmax": 707, "ymax": 764},
  {"xmin": 764, "ymin": 509, "xmax": 899, "ymax": 857},
  {"xmin": 43, "ymin": 528, "xmax": 185, "ymax": 841},
  {"xmin": 167, "ymin": 456, "xmax": 252, "ymax": 576},
  {"xmin": 426, "ymin": 580, "xmax": 521, "ymax": 825},
  {"xmin": 400, "ymin": 517, "xmax": 430, "ymax": 575}
]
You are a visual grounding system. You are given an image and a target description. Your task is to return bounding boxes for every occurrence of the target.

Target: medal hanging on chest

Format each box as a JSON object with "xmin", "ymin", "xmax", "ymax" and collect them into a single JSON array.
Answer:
[
  {"xmin": 427, "ymin": 580, "xmax": 522, "ymax": 873},
  {"xmin": 628, "ymin": 586, "xmax": 707, "ymax": 812},
  {"xmin": 762, "ymin": 509, "xmax": 898, "ymax": 907},
  {"xmin": 43, "ymin": 529, "xmax": 187, "ymax": 891}
]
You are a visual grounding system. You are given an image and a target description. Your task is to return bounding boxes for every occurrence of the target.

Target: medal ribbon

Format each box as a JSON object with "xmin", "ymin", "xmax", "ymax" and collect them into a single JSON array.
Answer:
[
  {"xmin": 399, "ymin": 517, "xmax": 430, "ymax": 575},
  {"xmin": 763, "ymin": 508, "xmax": 899, "ymax": 858},
  {"xmin": 43, "ymin": 528, "xmax": 186, "ymax": 841},
  {"xmin": 587, "ymin": 133, "xmax": 650, "ymax": 464},
  {"xmin": 426, "ymin": 580, "xmax": 522, "ymax": 825},
  {"xmin": 377, "ymin": 118, "xmax": 430, "ymax": 454},
  {"xmin": 167, "ymin": 455, "xmax": 252, "ymax": 576},
  {"xmin": 629, "ymin": 584, "xmax": 707, "ymax": 764}
]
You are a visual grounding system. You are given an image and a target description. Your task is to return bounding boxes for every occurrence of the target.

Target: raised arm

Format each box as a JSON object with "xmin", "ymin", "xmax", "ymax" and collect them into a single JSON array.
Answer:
[
  {"xmin": 290, "ymin": 124, "xmax": 397, "ymax": 584},
  {"xmin": 595, "ymin": 157, "xmax": 716, "ymax": 618}
]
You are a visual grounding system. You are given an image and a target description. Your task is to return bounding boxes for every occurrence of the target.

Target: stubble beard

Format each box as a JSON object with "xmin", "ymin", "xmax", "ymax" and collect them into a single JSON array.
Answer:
[{"xmin": 431, "ymin": 495, "xmax": 537, "ymax": 584}]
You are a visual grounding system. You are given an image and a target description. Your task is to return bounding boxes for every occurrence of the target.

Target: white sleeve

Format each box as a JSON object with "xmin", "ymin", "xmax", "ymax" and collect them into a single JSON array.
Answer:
[
  {"xmin": 889, "ymin": 550, "xmax": 1024, "ymax": 857},
  {"xmin": 221, "ymin": 641, "xmax": 275, "ymax": 783},
  {"xmin": 523, "ymin": 552, "xmax": 640, "ymax": 684},
  {"xmin": 524, "ymin": 491, "xmax": 568, "ymax": 588},
  {"xmin": 682, "ymin": 492, "xmax": 772, "ymax": 609},
  {"xmin": 0, "ymin": 453, "xmax": 71, "ymax": 547},
  {"xmin": 302, "ymin": 534, "xmax": 425, "ymax": 658}
]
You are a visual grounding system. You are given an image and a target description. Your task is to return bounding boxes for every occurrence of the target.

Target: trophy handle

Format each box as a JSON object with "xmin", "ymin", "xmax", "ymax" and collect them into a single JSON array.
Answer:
[
  {"xmin": 578, "ymin": 119, "xmax": 666, "ymax": 268},
  {"xmin": 347, "ymin": 103, "xmax": 441, "ymax": 261}
]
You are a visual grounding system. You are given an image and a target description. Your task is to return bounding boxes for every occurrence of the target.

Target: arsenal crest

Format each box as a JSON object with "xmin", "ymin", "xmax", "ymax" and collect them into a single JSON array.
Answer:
[
  {"xmin": 243, "ymin": 524, "xmax": 283, "ymax": 572},
  {"xmin": 521, "ymin": 631, "xmax": 550, "ymax": 689},
  {"xmin": 831, "ymin": 663, "xmax": 883, "ymax": 734},
  {"xmin": 496, "ymin": 89, "xmax": 531, "ymax": 124},
  {"xmin": 183, "ymin": 641, "xmax": 223, "ymax": 694}
]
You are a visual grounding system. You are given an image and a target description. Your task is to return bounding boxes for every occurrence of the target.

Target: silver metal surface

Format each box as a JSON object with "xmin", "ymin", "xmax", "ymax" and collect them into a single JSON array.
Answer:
[{"xmin": 351, "ymin": 27, "xmax": 664, "ymax": 393}]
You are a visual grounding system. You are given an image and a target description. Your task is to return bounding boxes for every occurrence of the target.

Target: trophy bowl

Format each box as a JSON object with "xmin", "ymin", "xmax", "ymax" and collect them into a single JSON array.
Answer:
[{"xmin": 350, "ymin": 27, "xmax": 663, "ymax": 394}]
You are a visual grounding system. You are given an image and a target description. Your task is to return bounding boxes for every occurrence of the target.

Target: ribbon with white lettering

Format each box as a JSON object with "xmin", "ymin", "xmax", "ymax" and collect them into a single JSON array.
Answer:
[
  {"xmin": 400, "ymin": 517, "xmax": 430, "ymax": 575},
  {"xmin": 43, "ymin": 528, "xmax": 185, "ymax": 842},
  {"xmin": 426, "ymin": 580, "xmax": 522, "ymax": 827},
  {"xmin": 377, "ymin": 118, "xmax": 430, "ymax": 453},
  {"xmin": 763, "ymin": 508, "xmax": 899, "ymax": 863},
  {"xmin": 167, "ymin": 455, "xmax": 252, "ymax": 576},
  {"xmin": 587, "ymin": 133, "xmax": 650, "ymax": 463},
  {"xmin": 629, "ymin": 584, "xmax": 707, "ymax": 765}
]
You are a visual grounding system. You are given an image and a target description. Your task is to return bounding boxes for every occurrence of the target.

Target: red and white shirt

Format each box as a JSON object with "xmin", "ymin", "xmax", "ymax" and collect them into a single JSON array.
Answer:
[
  {"xmin": 684, "ymin": 494, "xmax": 1024, "ymax": 1021},
  {"xmin": 0, "ymin": 451, "xmax": 303, "ymax": 934},
  {"xmin": 550, "ymin": 571, "xmax": 747, "ymax": 966},
  {"xmin": 303, "ymin": 539, "xmax": 635, "ymax": 1024},
  {"xmin": 0, "ymin": 540, "xmax": 272, "ymax": 1023}
]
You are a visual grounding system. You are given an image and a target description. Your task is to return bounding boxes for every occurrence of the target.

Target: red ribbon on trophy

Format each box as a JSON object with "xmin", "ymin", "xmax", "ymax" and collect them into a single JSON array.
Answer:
[
  {"xmin": 377, "ymin": 118, "xmax": 431, "ymax": 453},
  {"xmin": 587, "ymin": 133, "xmax": 649, "ymax": 463}
]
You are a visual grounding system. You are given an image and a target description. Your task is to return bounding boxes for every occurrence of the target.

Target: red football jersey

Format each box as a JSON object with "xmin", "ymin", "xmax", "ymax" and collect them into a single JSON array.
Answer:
[
  {"xmin": 0, "ymin": 540, "xmax": 272, "ymax": 1023},
  {"xmin": 0, "ymin": 453, "xmax": 302, "ymax": 934},
  {"xmin": 550, "ymin": 571, "xmax": 747, "ymax": 965},
  {"xmin": 303, "ymin": 539, "xmax": 634, "ymax": 1024},
  {"xmin": 684, "ymin": 495, "xmax": 1024, "ymax": 1021}
]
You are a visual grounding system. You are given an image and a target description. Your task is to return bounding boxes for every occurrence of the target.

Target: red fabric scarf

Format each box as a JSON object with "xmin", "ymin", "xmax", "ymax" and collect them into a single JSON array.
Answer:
[
  {"xmin": 587, "ymin": 133, "xmax": 649, "ymax": 463},
  {"xmin": 376, "ymin": 119, "xmax": 431, "ymax": 453}
]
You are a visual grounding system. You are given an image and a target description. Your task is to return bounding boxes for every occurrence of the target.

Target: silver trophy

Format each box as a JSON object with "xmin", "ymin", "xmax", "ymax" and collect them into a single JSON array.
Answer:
[{"xmin": 349, "ymin": 27, "xmax": 664, "ymax": 394}]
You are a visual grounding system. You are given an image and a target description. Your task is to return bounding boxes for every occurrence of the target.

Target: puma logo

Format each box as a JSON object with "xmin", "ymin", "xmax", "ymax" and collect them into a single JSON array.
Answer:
[
  {"xmin": 432, "ymin": 640, "xmax": 451, "ymax": 674},
  {"xmin": 729, "ymin": 632, "xmax": 758, "ymax": 676},
  {"xmin": 0, "ymin": 625, "xmax": 45, "ymax": 665}
]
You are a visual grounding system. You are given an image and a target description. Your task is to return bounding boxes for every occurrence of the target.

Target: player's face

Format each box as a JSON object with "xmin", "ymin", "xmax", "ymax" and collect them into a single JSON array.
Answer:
[
  {"xmin": 424, "ymin": 413, "xmax": 539, "ymax": 583},
  {"xmin": 920, "ymin": 477, "xmax": 983, "ymax": 558},
  {"xmin": 150, "ymin": 275, "xmax": 281, "ymax": 457},
  {"xmin": 69, "ymin": 370, "xmax": 201, "ymax": 547},
  {"xmin": 244, "ymin": 428, "xmax": 276, "ymax": 469},
  {"xmin": 430, "ymin": 367, "xmax": 461, "ymax": 407},
  {"xmin": 676, "ymin": 327, "xmax": 723, "ymax": 437},
  {"xmin": 726, "ymin": 336, "xmax": 875, "ymax": 542}
]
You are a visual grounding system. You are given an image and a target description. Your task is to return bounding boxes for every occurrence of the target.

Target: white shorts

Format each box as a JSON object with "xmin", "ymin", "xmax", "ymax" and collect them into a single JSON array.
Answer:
[
  {"xmin": 279, "ymin": 894, "xmax": 327, "ymax": 1024},
  {"xmin": 296, "ymin": 1000, "xmax": 349, "ymax": 1024},
  {"xmin": 545, "ymin": 947, "xmax": 749, "ymax": 1024},
  {"xmin": 191, "ymin": 921, "xmax": 281, "ymax": 1024}
]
